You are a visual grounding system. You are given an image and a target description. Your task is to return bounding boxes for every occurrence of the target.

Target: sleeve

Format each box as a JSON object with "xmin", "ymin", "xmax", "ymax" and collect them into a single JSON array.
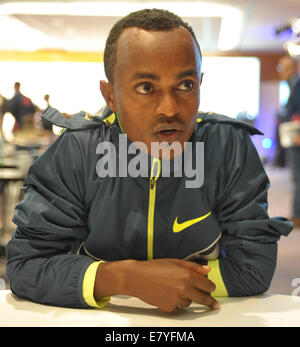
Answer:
[
  {"xmin": 212, "ymin": 127, "xmax": 293, "ymax": 297},
  {"xmin": 207, "ymin": 259, "xmax": 228, "ymax": 297},
  {"xmin": 6, "ymin": 130, "xmax": 97, "ymax": 308},
  {"xmin": 82, "ymin": 261, "xmax": 110, "ymax": 308}
]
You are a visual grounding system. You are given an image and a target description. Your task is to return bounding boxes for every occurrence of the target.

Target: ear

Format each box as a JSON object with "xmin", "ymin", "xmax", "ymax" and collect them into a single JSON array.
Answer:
[
  {"xmin": 100, "ymin": 80, "xmax": 117, "ymax": 112},
  {"xmin": 200, "ymin": 72, "xmax": 204, "ymax": 86}
]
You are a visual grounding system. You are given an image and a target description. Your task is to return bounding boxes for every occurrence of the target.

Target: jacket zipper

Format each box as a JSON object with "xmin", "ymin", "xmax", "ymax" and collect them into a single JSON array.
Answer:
[{"xmin": 147, "ymin": 157, "xmax": 161, "ymax": 260}]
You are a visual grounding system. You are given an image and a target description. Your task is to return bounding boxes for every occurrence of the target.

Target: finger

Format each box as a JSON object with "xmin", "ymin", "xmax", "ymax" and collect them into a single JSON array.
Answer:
[
  {"xmin": 192, "ymin": 273, "xmax": 216, "ymax": 293},
  {"xmin": 187, "ymin": 287, "xmax": 219, "ymax": 310},
  {"xmin": 193, "ymin": 265, "xmax": 211, "ymax": 275},
  {"xmin": 172, "ymin": 259, "xmax": 211, "ymax": 275},
  {"xmin": 179, "ymin": 298, "xmax": 192, "ymax": 308},
  {"xmin": 172, "ymin": 299, "xmax": 192, "ymax": 312}
]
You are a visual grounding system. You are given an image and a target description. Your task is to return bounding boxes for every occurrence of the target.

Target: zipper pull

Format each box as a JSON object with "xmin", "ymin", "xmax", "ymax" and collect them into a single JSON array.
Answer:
[
  {"xmin": 150, "ymin": 157, "xmax": 161, "ymax": 189},
  {"xmin": 150, "ymin": 178, "xmax": 155, "ymax": 189},
  {"xmin": 105, "ymin": 120, "xmax": 112, "ymax": 128}
]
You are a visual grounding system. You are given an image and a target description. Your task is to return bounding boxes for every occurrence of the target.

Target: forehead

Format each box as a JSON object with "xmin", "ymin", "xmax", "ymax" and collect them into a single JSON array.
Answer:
[{"xmin": 114, "ymin": 26, "xmax": 201, "ymax": 79}]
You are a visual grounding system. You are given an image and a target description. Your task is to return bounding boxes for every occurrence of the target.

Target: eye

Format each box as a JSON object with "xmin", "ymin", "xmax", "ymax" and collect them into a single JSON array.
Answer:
[
  {"xmin": 177, "ymin": 80, "xmax": 194, "ymax": 91},
  {"xmin": 135, "ymin": 82, "xmax": 154, "ymax": 95}
]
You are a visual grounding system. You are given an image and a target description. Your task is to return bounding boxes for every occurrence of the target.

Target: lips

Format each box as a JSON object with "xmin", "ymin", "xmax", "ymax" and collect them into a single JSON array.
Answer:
[
  {"xmin": 155, "ymin": 126, "xmax": 184, "ymax": 141},
  {"xmin": 155, "ymin": 123, "xmax": 184, "ymax": 133},
  {"xmin": 159, "ymin": 129, "xmax": 179, "ymax": 135}
]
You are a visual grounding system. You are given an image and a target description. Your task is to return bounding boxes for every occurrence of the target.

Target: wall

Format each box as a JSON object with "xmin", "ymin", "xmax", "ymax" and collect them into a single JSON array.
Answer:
[
  {"xmin": 0, "ymin": 50, "xmax": 285, "ymax": 162},
  {"xmin": 211, "ymin": 51, "xmax": 285, "ymax": 162}
]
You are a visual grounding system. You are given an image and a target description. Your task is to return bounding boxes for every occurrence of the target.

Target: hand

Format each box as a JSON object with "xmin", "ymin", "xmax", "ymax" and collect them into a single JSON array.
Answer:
[
  {"xmin": 126, "ymin": 258, "xmax": 218, "ymax": 312},
  {"xmin": 94, "ymin": 258, "xmax": 219, "ymax": 312}
]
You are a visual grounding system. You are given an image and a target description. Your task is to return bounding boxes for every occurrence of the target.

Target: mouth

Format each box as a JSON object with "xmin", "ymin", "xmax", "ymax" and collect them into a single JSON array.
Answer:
[
  {"xmin": 154, "ymin": 124, "xmax": 184, "ymax": 140},
  {"xmin": 159, "ymin": 129, "xmax": 179, "ymax": 134},
  {"xmin": 156, "ymin": 128, "xmax": 183, "ymax": 140}
]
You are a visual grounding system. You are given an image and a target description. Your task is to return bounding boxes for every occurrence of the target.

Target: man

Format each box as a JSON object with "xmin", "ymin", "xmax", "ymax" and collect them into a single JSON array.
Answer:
[
  {"xmin": 277, "ymin": 55, "xmax": 300, "ymax": 228},
  {"xmin": 8, "ymin": 82, "xmax": 36, "ymax": 130},
  {"xmin": 0, "ymin": 93, "xmax": 9, "ymax": 138},
  {"xmin": 40, "ymin": 94, "xmax": 53, "ymax": 132},
  {"xmin": 0, "ymin": 93, "xmax": 9, "ymax": 257},
  {"xmin": 6, "ymin": 9, "xmax": 292, "ymax": 312}
]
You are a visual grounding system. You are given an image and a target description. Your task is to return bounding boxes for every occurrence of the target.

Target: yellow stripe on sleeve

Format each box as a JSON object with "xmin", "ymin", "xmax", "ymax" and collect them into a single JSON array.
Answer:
[
  {"xmin": 207, "ymin": 259, "xmax": 229, "ymax": 297},
  {"xmin": 82, "ymin": 261, "xmax": 111, "ymax": 308}
]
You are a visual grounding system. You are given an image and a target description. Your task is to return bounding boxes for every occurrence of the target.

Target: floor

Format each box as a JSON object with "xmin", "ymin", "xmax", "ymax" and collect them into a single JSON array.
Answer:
[{"xmin": 0, "ymin": 165, "xmax": 299, "ymax": 295}]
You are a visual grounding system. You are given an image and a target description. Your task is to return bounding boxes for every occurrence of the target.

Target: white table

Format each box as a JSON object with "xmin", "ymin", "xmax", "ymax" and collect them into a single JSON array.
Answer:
[{"xmin": 0, "ymin": 290, "xmax": 300, "ymax": 327}]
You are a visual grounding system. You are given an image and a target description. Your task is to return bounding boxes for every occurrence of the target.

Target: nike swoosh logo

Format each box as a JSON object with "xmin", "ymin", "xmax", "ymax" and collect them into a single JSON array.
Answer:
[{"xmin": 173, "ymin": 211, "xmax": 211, "ymax": 233}]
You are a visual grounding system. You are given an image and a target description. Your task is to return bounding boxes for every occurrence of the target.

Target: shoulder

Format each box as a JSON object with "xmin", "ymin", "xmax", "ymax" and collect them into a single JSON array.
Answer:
[
  {"xmin": 38, "ymin": 108, "xmax": 119, "ymax": 166},
  {"xmin": 195, "ymin": 111, "xmax": 263, "ymax": 137},
  {"xmin": 42, "ymin": 106, "xmax": 117, "ymax": 140},
  {"xmin": 194, "ymin": 112, "xmax": 262, "ymax": 163},
  {"xmin": 41, "ymin": 107, "xmax": 105, "ymax": 130}
]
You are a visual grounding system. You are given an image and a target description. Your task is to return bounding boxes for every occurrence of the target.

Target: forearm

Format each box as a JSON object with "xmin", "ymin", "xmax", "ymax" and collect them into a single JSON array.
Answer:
[
  {"xmin": 218, "ymin": 240, "xmax": 278, "ymax": 296},
  {"xmin": 6, "ymin": 240, "xmax": 95, "ymax": 308},
  {"xmin": 93, "ymin": 260, "xmax": 137, "ymax": 299},
  {"xmin": 93, "ymin": 258, "xmax": 218, "ymax": 312}
]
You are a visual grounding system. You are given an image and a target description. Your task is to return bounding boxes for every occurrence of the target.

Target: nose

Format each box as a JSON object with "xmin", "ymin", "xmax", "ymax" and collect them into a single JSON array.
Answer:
[{"xmin": 156, "ymin": 91, "xmax": 179, "ymax": 118}]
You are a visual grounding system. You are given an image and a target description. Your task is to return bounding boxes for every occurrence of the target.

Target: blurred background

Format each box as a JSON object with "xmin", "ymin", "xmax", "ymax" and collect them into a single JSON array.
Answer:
[{"xmin": 0, "ymin": 0, "xmax": 299, "ymax": 295}]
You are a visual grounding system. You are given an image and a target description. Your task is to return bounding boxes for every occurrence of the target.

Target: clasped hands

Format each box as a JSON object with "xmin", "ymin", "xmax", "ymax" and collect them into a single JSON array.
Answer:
[{"xmin": 94, "ymin": 258, "xmax": 219, "ymax": 313}]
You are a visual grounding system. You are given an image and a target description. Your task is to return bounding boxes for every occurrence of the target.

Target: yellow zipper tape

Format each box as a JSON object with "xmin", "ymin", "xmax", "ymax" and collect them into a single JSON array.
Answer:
[{"xmin": 147, "ymin": 157, "xmax": 161, "ymax": 260}]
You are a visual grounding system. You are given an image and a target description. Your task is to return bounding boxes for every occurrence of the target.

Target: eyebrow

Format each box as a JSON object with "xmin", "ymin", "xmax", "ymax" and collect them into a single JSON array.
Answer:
[
  {"xmin": 132, "ymin": 72, "xmax": 160, "ymax": 81},
  {"xmin": 177, "ymin": 69, "xmax": 198, "ymax": 79},
  {"xmin": 131, "ymin": 69, "xmax": 198, "ymax": 81}
]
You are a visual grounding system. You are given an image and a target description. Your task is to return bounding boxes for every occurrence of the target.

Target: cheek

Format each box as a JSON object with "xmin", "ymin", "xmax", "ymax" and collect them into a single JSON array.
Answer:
[
  {"xmin": 115, "ymin": 88, "xmax": 149, "ymax": 114},
  {"xmin": 114, "ymin": 97, "xmax": 148, "ymax": 137},
  {"xmin": 178, "ymin": 97, "xmax": 199, "ymax": 130},
  {"xmin": 115, "ymin": 92, "xmax": 155, "ymax": 125},
  {"xmin": 180, "ymin": 91, "xmax": 199, "ymax": 115}
]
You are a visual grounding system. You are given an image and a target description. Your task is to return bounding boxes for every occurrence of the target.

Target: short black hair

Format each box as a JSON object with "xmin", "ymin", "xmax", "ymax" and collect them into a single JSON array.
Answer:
[{"xmin": 103, "ymin": 8, "xmax": 202, "ymax": 83}]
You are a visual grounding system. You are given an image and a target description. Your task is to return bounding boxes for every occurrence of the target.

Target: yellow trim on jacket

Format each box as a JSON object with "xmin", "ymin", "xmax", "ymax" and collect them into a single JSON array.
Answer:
[
  {"xmin": 83, "ymin": 257, "xmax": 228, "ymax": 309},
  {"xmin": 207, "ymin": 259, "xmax": 228, "ymax": 297},
  {"xmin": 82, "ymin": 261, "xmax": 111, "ymax": 308}
]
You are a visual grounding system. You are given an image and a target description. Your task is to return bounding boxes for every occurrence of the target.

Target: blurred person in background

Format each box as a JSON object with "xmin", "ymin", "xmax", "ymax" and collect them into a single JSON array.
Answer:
[
  {"xmin": 8, "ymin": 82, "xmax": 37, "ymax": 131},
  {"xmin": 44, "ymin": 94, "xmax": 50, "ymax": 110},
  {"xmin": 40, "ymin": 94, "xmax": 53, "ymax": 133},
  {"xmin": 0, "ymin": 93, "xmax": 9, "ymax": 139},
  {"xmin": 277, "ymin": 55, "xmax": 300, "ymax": 227},
  {"xmin": 0, "ymin": 93, "xmax": 9, "ymax": 256}
]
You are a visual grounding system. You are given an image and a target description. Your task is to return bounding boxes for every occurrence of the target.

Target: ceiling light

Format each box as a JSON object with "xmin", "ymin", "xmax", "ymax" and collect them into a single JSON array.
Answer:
[
  {"xmin": 285, "ymin": 41, "xmax": 300, "ymax": 57},
  {"xmin": 291, "ymin": 18, "xmax": 300, "ymax": 34},
  {"xmin": 0, "ymin": 1, "xmax": 244, "ymax": 51},
  {"xmin": 0, "ymin": 15, "xmax": 57, "ymax": 51}
]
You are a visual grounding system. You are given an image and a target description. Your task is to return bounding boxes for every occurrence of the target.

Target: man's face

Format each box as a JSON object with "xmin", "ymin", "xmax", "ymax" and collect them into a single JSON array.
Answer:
[
  {"xmin": 277, "ymin": 56, "xmax": 297, "ymax": 81},
  {"xmin": 101, "ymin": 26, "xmax": 202, "ymax": 157},
  {"xmin": 14, "ymin": 83, "xmax": 20, "ymax": 93}
]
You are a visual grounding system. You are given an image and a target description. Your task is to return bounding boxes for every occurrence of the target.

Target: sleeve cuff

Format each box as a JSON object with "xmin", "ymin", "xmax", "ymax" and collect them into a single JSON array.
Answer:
[
  {"xmin": 82, "ymin": 261, "xmax": 111, "ymax": 308},
  {"xmin": 207, "ymin": 259, "xmax": 228, "ymax": 297}
]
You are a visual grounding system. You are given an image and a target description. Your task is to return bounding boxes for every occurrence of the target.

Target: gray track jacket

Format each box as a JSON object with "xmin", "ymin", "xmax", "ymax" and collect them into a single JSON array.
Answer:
[{"xmin": 6, "ymin": 107, "xmax": 292, "ymax": 308}]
